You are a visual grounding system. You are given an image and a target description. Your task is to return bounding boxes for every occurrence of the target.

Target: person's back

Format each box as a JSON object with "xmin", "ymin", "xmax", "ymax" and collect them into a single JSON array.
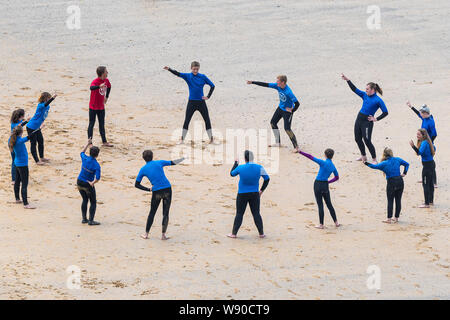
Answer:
[
  {"xmin": 233, "ymin": 162, "xmax": 267, "ymax": 193},
  {"xmin": 138, "ymin": 160, "xmax": 172, "ymax": 191},
  {"xmin": 78, "ymin": 153, "xmax": 101, "ymax": 182}
]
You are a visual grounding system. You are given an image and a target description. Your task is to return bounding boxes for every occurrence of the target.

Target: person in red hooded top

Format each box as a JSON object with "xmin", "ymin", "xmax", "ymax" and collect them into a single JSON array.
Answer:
[{"xmin": 88, "ymin": 66, "xmax": 113, "ymax": 147}]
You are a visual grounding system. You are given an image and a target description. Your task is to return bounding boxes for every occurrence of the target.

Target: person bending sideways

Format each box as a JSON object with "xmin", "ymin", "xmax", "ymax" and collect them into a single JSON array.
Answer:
[
  {"xmin": 247, "ymin": 75, "xmax": 300, "ymax": 152},
  {"xmin": 164, "ymin": 61, "xmax": 215, "ymax": 144},
  {"xmin": 135, "ymin": 150, "xmax": 185, "ymax": 240},
  {"xmin": 228, "ymin": 150, "xmax": 270, "ymax": 239}
]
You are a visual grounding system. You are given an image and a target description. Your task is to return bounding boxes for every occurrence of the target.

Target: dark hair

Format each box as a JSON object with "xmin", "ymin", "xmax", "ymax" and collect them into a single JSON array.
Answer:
[
  {"xmin": 38, "ymin": 92, "xmax": 52, "ymax": 103},
  {"xmin": 367, "ymin": 82, "xmax": 383, "ymax": 95},
  {"xmin": 324, "ymin": 148, "xmax": 334, "ymax": 159},
  {"xmin": 90, "ymin": 146, "xmax": 100, "ymax": 158},
  {"xmin": 96, "ymin": 66, "xmax": 107, "ymax": 77},
  {"xmin": 11, "ymin": 109, "xmax": 25, "ymax": 124},
  {"xmin": 9, "ymin": 126, "xmax": 23, "ymax": 152},
  {"xmin": 143, "ymin": 150, "xmax": 153, "ymax": 162},
  {"xmin": 191, "ymin": 61, "xmax": 200, "ymax": 68},
  {"xmin": 244, "ymin": 150, "xmax": 254, "ymax": 162}
]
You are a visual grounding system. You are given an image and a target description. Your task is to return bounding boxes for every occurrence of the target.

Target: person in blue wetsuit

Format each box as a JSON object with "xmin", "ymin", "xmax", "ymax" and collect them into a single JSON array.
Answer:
[
  {"xmin": 341, "ymin": 74, "xmax": 388, "ymax": 164},
  {"xmin": 297, "ymin": 148, "xmax": 341, "ymax": 229},
  {"xmin": 406, "ymin": 102, "xmax": 438, "ymax": 187},
  {"xmin": 364, "ymin": 148, "xmax": 409, "ymax": 224},
  {"xmin": 8, "ymin": 124, "xmax": 43, "ymax": 209},
  {"xmin": 228, "ymin": 150, "xmax": 270, "ymax": 238},
  {"xmin": 9, "ymin": 109, "xmax": 30, "ymax": 184},
  {"xmin": 77, "ymin": 139, "xmax": 102, "ymax": 225},
  {"xmin": 247, "ymin": 75, "xmax": 300, "ymax": 151},
  {"xmin": 164, "ymin": 61, "xmax": 215, "ymax": 143},
  {"xmin": 410, "ymin": 128, "xmax": 436, "ymax": 208},
  {"xmin": 27, "ymin": 92, "xmax": 57, "ymax": 165},
  {"xmin": 135, "ymin": 150, "xmax": 185, "ymax": 240}
]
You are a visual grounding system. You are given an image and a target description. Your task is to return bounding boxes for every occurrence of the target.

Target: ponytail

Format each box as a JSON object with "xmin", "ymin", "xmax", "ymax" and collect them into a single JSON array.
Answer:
[
  {"xmin": 9, "ymin": 126, "xmax": 23, "ymax": 152},
  {"xmin": 367, "ymin": 82, "xmax": 383, "ymax": 95}
]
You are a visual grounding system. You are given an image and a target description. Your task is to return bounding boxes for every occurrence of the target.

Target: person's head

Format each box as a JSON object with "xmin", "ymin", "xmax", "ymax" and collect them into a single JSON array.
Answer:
[
  {"xmin": 38, "ymin": 92, "xmax": 52, "ymax": 103},
  {"xmin": 89, "ymin": 146, "xmax": 100, "ymax": 158},
  {"xmin": 244, "ymin": 150, "xmax": 254, "ymax": 163},
  {"xmin": 191, "ymin": 61, "xmax": 200, "ymax": 75},
  {"xmin": 142, "ymin": 150, "xmax": 154, "ymax": 162},
  {"xmin": 8, "ymin": 125, "xmax": 23, "ymax": 152},
  {"xmin": 381, "ymin": 147, "xmax": 394, "ymax": 162},
  {"xmin": 324, "ymin": 148, "xmax": 334, "ymax": 159},
  {"xmin": 10, "ymin": 108, "xmax": 25, "ymax": 124},
  {"xmin": 416, "ymin": 128, "xmax": 435, "ymax": 156},
  {"xmin": 419, "ymin": 105, "xmax": 431, "ymax": 119},
  {"xmin": 96, "ymin": 66, "xmax": 108, "ymax": 79},
  {"xmin": 366, "ymin": 82, "xmax": 383, "ymax": 96},
  {"xmin": 276, "ymin": 75, "xmax": 287, "ymax": 88}
]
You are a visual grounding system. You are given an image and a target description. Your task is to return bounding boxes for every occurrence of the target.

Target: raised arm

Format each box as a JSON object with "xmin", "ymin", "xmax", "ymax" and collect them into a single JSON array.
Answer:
[
  {"xmin": 164, "ymin": 66, "xmax": 181, "ymax": 77},
  {"xmin": 230, "ymin": 161, "xmax": 239, "ymax": 177},
  {"xmin": 81, "ymin": 139, "xmax": 92, "ymax": 154},
  {"xmin": 170, "ymin": 157, "xmax": 185, "ymax": 165},
  {"xmin": 409, "ymin": 140, "xmax": 420, "ymax": 155},
  {"xmin": 406, "ymin": 101, "xmax": 422, "ymax": 119},
  {"xmin": 45, "ymin": 94, "xmax": 57, "ymax": 107},
  {"xmin": 297, "ymin": 149, "xmax": 322, "ymax": 165},
  {"xmin": 341, "ymin": 74, "xmax": 364, "ymax": 98}
]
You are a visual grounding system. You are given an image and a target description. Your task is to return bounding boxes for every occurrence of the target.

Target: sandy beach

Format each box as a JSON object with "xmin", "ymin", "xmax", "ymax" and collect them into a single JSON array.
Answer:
[{"xmin": 0, "ymin": 0, "xmax": 449, "ymax": 299}]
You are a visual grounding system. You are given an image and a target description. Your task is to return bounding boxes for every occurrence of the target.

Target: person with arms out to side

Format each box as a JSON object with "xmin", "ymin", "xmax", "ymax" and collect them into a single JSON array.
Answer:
[
  {"xmin": 409, "ymin": 128, "xmax": 436, "ymax": 208},
  {"xmin": 88, "ymin": 66, "xmax": 112, "ymax": 147},
  {"xmin": 164, "ymin": 61, "xmax": 215, "ymax": 144},
  {"xmin": 341, "ymin": 74, "xmax": 388, "ymax": 164},
  {"xmin": 228, "ymin": 150, "xmax": 270, "ymax": 239},
  {"xmin": 135, "ymin": 150, "xmax": 185, "ymax": 240},
  {"xmin": 26, "ymin": 92, "xmax": 57, "ymax": 165},
  {"xmin": 8, "ymin": 124, "xmax": 44, "ymax": 209},
  {"xmin": 9, "ymin": 109, "xmax": 30, "ymax": 184},
  {"xmin": 364, "ymin": 148, "xmax": 409, "ymax": 224},
  {"xmin": 298, "ymin": 148, "xmax": 340, "ymax": 229},
  {"xmin": 77, "ymin": 139, "xmax": 101, "ymax": 225},
  {"xmin": 247, "ymin": 75, "xmax": 300, "ymax": 152},
  {"xmin": 406, "ymin": 101, "xmax": 437, "ymax": 187}
]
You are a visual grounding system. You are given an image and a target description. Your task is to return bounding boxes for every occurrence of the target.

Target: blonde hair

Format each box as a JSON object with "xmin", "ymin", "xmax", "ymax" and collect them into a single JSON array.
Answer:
[
  {"xmin": 381, "ymin": 147, "xmax": 393, "ymax": 162},
  {"xmin": 9, "ymin": 126, "xmax": 23, "ymax": 152},
  {"xmin": 416, "ymin": 128, "xmax": 435, "ymax": 156}
]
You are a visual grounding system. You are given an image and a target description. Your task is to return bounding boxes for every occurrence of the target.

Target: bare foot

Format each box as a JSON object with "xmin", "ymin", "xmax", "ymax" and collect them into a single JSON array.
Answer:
[
  {"xmin": 15, "ymin": 200, "xmax": 22, "ymax": 204},
  {"xmin": 227, "ymin": 234, "xmax": 237, "ymax": 238},
  {"xmin": 24, "ymin": 204, "xmax": 36, "ymax": 209},
  {"xmin": 335, "ymin": 222, "xmax": 341, "ymax": 227},
  {"xmin": 177, "ymin": 138, "xmax": 185, "ymax": 145},
  {"xmin": 102, "ymin": 142, "xmax": 114, "ymax": 147},
  {"xmin": 259, "ymin": 234, "xmax": 266, "ymax": 238},
  {"xmin": 41, "ymin": 158, "xmax": 50, "ymax": 162},
  {"xmin": 434, "ymin": 184, "xmax": 438, "ymax": 188},
  {"xmin": 356, "ymin": 156, "xmax": 367, "ymax": 162},
  {"xmin": 140, "ymin": 233, "xmax": 149, "ymax": 239},
  {"xmin": 314, "ymin": 225, "xmax": 325, "ymax": 229},
  {"xmin": 161, "ymin": 234, "xmax": 170, "ymax": 240},
  {"xmin": 393, "ymin": 218, "xmax": 399, "ymax": 223},
  {"xmin": 36, "ymin": 161, "xmax": 45, "ymax": 166},
  {"xmin": 371, "ymin": 158, "xmax": 378, "ymax": 164},
  {"xmin": 382, "ymin": 219, "xmax": 392, "ymax": 224},
  {"xmin": 417, "ymin": 180, "xmax": 422, "ymax": 184},
  {"xmin": 11, "ymin": 181, "xmax": 15, "ymax": 185},
  {"xmin": 268, "ymin": 143, "xmax": 282, "ymax": 148},
  {"xmin": 418, "ymin": 204, "xmax": 430, "ymax": 208}
]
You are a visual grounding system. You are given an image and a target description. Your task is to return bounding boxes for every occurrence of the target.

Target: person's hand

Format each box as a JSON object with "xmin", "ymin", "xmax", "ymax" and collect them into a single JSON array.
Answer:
[
  {"xmin": 341, "ymin": 73, "xmax": 349, "ymax": 81},
  {"xmin": 104, "ymin": 97, "xmax": 108, "ymax": 104},
  {"xmin": 246, "ymin": 80, "xmax": 252, "ymax": 84},
  {"xmin": 88, "ymin": 138, "xmax": 93, "ymax": 145},
  {"xmin": 88, "ymin": 180, "xmax": 95, "ymax": 187},
  {"xmin": 401, "ymin": 173, "xmax": 406, "ymax": 177},
  {"xmin": 40, "ymin": 123, "xmax": 46, "ymax": 130},
  {"xmin": 409, "ymin": 140, "xmax": 415, "ymax": 147},
  {"xmin": 202, "ymin": 96, "xmax": 209, "ymax": 100},
  {"xmin": 285, "ymin": 107, "xmax": 293, "ymax": 113},
  {"xmin": 26, "ymin": 116, "xmax": 31, "ymax": 121},
  {"xmin": 406, "ymin": 100, "xmax": 412, "ymax": 108},
  {"xmin": 163, "ymin": 66, "xmax": 169, "ymax": 70},
  {"xmin": 259, "ymin": 190, "xmax": 263, "ymax": 196},
  {"xmin": 99, "ymin": 83, "xmax": 106, "ymax": 88},
  {"xmin": 235, "ymin": 157, "xmax": 239, "ymax": 163},
  {"xmin": 368, "ymin": 115, "xmax": 377, "ymax": 122}
]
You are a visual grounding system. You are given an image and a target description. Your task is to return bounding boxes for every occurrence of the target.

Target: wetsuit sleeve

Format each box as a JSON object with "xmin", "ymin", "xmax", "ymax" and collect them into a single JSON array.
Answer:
[
  {"xmin": 230, "ymin": 161, "xmax": 239, "ymax": 176},
  {"xmin": 207, "ymin": 86, "xmax": 215, "ymax": 99},
  {"xmin": 95, "ymin": 164, "xmax": 101, "ymax": 180},
  {"xmin": 44, "ymin": 97, "xmax": 55, "ymax": 107},
  {"xmin": 347, "ymin": 80, "xmax": 365, "ymax": 98},
  {"xmin": 376, "ymin": 99, "xmax": 388, "ymax": 121},
  {"xmin": 136, "ymin": 169, "xmax": 145, "ymax": 183},
  {"xmin": 298, "ymin": 150, "xmax": 315, "ymax": 161},
  {"xmin": 293, "ymin": 101, "xmax": 300, "ymax": 112},
  {"xmin": 20, "ymin": 120, "xmax": 29, "ymax": 127},
  {"xmin": 170, "ymin": 158, "xmax": 185, "ymax": 165},
  {"xmin": 411, "ymin": 145, "xmax": 420, "ymax": 155},
  {"xmin": 260, "ymin": 178, "xmax": 270, "ymax": 192},
  {"xmin": 168, "ymin": 68, "xmax": 181, "ymax": 77},
  {"xmin": 411, "ymin": 107, "xmax": 422, "ymax": 119},
  {"xmin": 135, "ymin": 180, "xmax": 151, "ymax": 192},
  {"xmin": 376, "ymin": 111, "xmax": 388, "ymax": 121},
  {"xmin": 161, "ymin": 160, "xmax": 174, "ymax": 167},
  {"xmin": 364, "ymin": 161, "xmax": 384, "ymax": 171},
  {"xmin": 251, "ymin": 81, "xmax": 270, "ymax": 88},
  {"xmin": 328, "ymin": 170, "xmax": 339, "ymax": 183},
  {"xmin": 400, "ymin": 158, "xmax": 409, "ymax": 175},
  {"xmin": 90, "ymin": 86, "xmax": 100, "ymax": 90},
  {"xmin": 106, "ymin": 87, "xmax": 111, "ymax": 99}
]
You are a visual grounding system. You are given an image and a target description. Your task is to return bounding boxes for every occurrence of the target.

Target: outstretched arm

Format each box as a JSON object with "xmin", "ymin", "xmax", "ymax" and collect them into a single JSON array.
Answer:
[
  {"xmin": 81, "ymin": 139, "xmax": 92, "ymax": 154},
  {"xmin": 164, "ymin": 66, "xmax": 181, "ymax": 77},
  {"xmin": 341, "ymin": 74, "xmax": 364, "ymax": 98},
  {"xmin": 44, "ymin": 94, "xmax": 56, "ymax": 107},
  {"xmin": 171, "ymin": 157, "xmax": 185, "ymax": 165},
  {"xmin": 247, "ymin": 80, "xmax": 270, "ymax": 87}
]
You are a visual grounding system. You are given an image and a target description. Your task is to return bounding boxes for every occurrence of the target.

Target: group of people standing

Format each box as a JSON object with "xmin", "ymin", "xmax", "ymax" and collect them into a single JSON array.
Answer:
[{"xmin": 7, "ymin": 62, "xmax": 438, "ymax": 239}]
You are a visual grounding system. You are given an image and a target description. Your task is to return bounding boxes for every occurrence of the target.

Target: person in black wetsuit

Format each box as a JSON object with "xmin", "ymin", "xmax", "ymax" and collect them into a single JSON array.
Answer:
[
  {"xmin": 228, "ymin": 150, "xmax": 270, "ymax": 238},
  {"xmin": 341, "ymin": 74, "xmax": 388, "ymax": 164},
  {"xmin": 247, "ymin": 75, "xmax": 300, "ymax": 152},
  {"xmin": 164, "ymin": 61, "xmax": 215, "ymax": 144}
]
